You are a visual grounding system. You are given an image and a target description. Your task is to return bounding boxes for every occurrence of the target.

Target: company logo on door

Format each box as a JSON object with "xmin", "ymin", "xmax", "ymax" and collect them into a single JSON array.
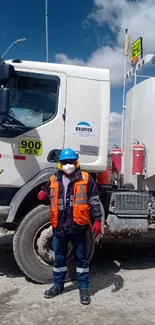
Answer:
[{"xmin": 73, "ymin": 121, "xmax": 95, "ymax": 137}]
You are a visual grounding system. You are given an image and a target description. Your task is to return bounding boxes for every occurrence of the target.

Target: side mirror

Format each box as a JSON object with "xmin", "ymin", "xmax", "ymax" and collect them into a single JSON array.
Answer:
[
  {"xmin": 0, "ymin": 88, "xmax": 10, "ymax": 116},
  {"xmin": 0, "ymin": 63, "xmax": 16, "ymax": 84},
  {"xmin": 47, "ymin": 149, "xmax": 61, "ymax": 163}
]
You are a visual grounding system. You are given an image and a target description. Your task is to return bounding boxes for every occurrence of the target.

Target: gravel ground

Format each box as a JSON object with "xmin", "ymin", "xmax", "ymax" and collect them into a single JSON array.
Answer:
[{"xmin": 1, "ymin": 231, "xmax": 155, "ymax": 325}]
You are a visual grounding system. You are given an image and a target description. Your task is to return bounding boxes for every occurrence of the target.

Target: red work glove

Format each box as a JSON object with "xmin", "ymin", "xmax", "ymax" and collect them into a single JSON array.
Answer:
[
  {"xmin": 91, "ymin": 220, "xmax": 101, "ymax": 238},
  {"xmin": 37, "ymin": 190, "xmax": 47, "ymax": 201}
]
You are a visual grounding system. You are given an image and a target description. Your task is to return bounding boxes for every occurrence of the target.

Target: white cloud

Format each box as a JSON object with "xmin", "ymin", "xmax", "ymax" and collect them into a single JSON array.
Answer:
[
  {"xmin": 55, "ymin": 54, "xmax": 85, "ymax": 66},
  {"xmin": 55, "ymin": 47, "xmax": 125, "ymax": 85},
  {"xmin": 88, "ymin": 46, "xmax": 124, "ymax": 84},
  {"xmin": 55, "ymin": 1, "xmax": 154, "ymax": 147},
  {"xmin": 109, "ymin": 112, "xmax": 122, "ymax": 149},
  {"xmin": 55, "ymin": 0, "xmax": 155, "ymax": 85},
  {"xmin": 90, "ymin": 0, "xmax": 155, "ymax": 53}
]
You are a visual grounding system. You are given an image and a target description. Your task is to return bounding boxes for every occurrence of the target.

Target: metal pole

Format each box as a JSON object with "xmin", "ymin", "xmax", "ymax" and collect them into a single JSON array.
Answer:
[
  {"xmin": 121, "ymin": 29, "xmax": 130, "ymax": 175},
  {"xmin": 45, "ymin": 0, "xmax": 49, "ymax": 62},
  {"xmin": 121, "ymin": 55, "xmax": 127, "ymax": 146},
  {"xmin": 1, "ymin": 42, "xmax": 15, "ymax": 59},
  {"xmin": 122, "ymin": 56, "xmax": 127, "ymax": 109},
  {"xmin": 129, "ymin": 69, "xmax": 137, "ymax": 183},
  {"xmin": 1, "ymin": 39, "xmax": 26, "ymax": 59},
  {"xmin": 120, "ymin": 56, "xmax": 127, "ymax": 176}
]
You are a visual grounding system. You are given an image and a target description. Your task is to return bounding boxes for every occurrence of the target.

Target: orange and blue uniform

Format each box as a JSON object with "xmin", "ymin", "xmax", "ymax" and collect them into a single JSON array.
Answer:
[{"xmin": 40, "ymin": 168, "xmax": 101, "ymax": 291}]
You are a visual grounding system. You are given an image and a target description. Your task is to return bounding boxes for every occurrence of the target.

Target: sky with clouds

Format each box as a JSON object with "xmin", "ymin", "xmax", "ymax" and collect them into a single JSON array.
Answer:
[{"xmin": 0, "ymin": 0, "xmax": 154, "ymax": 149}]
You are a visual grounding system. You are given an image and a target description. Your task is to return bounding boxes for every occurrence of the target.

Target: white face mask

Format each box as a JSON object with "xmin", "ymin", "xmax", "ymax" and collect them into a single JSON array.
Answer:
[{"xmin": 62, "ymin": 164, "xmax": 75, "ymax": 175}]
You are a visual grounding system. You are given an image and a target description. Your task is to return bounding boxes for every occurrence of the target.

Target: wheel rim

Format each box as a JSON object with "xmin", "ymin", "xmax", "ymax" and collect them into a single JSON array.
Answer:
[{"xmin": 33, "ymin": 222, "xmax": 73, "ymax": 266}]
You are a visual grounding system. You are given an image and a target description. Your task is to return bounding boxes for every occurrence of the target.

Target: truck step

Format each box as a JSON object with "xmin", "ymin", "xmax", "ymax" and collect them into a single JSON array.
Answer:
[{"xmin": 0, "ymin": 206, "xmax": 10, "ymax": 227}]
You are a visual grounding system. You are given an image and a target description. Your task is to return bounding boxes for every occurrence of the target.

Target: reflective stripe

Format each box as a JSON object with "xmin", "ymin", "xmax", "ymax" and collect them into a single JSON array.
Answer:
[
  {"xmin": 89, "ymin": 201, "xmax": 99, "ymax": 205},
  {"xmin": 50, "ymin": 188, "xmax": 55, "ymax": 198},
  {"xmin": 89, "ymin": 195, "xmax": 99, "ymax": 201},
  {"xmin": 79, "ymin": 184, "xmax": 85, "ymax": 194},
  {"xmin": 76, "ymin": 267, "xmax": 89, "ymax": 273},
  {"xmin": 89, "ymin": 195, "xmax": 100, "ymax": 205},
  {"xmin": 74, "ymin": 199, "xmax": 88, "ymax": 205},
  {"xmin": 50, "ymin": 188, "xmax": 55, "ymax": 208},
  {"xmin": 53, "ymin": 176, "xmax": 58, "ymax": 183},
  {"xmin": 53, "ymin": 266, "xmax": 67, "ymax": 272},
  {"xmin": 70, "ymin": 195, "xmax": 73, "ymax": 206},
  {"xmin": 50, "ymin": 188, "xmax": 58, "ymax": 207},
  {"xmin": 75, "ymin": 193, "xmax": 87, "ymax": 199},
  {"xmin": 58, "ymin": 198, "xmax": 63, "ymax": 204},
  {"xmin": 75, "ymin": 185, "xmax": 86, "ymax": 199}
]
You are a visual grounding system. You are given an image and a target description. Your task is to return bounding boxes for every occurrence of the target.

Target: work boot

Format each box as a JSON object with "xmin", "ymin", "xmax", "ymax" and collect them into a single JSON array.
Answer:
[
  {"xmin": 44, "ymin": 285, "xmax": 64, "ymax": 299},
  {"xmin": 79, "ymin": 289, "xmax": 91, "ymax": 305}
]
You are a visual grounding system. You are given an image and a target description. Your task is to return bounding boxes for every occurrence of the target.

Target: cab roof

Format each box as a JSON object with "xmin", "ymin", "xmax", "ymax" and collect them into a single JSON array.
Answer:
[{"xmin": 5, "ymin": 59, "xmax": 110, "ymax": 82}]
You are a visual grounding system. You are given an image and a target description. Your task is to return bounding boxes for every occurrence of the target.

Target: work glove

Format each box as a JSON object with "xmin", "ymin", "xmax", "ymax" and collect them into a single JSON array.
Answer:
[
  {"xmin": 37, "ymin": 190, "xmax": 48, "ymax": 201},
  {"xmin": 91, "ymin": 220, "xmax": 102, "ymax": 238}
]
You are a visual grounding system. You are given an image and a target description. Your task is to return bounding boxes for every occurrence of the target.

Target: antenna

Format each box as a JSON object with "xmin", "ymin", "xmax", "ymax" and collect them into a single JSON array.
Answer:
[{"xmin": 45, "ymin": 0, "xmax": 49, "ymax": 62}]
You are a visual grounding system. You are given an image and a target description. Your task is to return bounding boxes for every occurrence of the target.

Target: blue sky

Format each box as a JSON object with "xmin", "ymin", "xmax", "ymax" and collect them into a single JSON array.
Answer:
[
  {"xmin": 0, "ymin": 1, "xmax": 98, "ymax": 62},
  {"xmin": 1, "ymin": 0, "xmax": 155, "ymax": 147},
  {"xmin": 0, "ymin": 0, "xmax": 123, "ymax": 116}
]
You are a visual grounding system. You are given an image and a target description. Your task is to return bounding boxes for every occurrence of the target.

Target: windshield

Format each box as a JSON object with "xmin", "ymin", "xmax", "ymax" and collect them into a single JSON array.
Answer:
[{"xmin": 0, "ymin": 72, "xmax": 60, "ymax": 137}]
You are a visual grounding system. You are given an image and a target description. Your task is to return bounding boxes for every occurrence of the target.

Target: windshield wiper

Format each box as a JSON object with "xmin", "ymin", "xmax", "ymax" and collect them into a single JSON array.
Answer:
[
  {"xmin": 0, "ymin": 123, "xmax": 33, "ymax": 131},
  {"xmin": 0, "ymin": 115, "xmax": 33, "ymax": 130}
]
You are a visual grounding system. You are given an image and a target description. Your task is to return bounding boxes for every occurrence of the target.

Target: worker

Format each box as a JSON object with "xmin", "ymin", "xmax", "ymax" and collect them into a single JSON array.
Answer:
[{"xmin": 37, "ymin": 148, "xmax": 102, "ymax": 305}]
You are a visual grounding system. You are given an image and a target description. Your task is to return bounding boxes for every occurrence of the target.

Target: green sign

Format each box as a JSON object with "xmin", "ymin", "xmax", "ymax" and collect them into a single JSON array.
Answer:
[{"xmin": 131, "ymin": 37, "xmax": 143, "ymax": 61}]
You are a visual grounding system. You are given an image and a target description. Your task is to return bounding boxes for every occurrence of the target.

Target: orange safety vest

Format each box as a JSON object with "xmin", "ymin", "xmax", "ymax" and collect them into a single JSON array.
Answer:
[{"xmin": 49, "ymin": 171, "xmax": 90, "ymax": 228}]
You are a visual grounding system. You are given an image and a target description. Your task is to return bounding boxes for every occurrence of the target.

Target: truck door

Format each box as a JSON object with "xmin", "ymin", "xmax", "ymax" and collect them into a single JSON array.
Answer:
[{"xmin": 0, "ymin": 71, "xmax": 66, "ymax": 187}]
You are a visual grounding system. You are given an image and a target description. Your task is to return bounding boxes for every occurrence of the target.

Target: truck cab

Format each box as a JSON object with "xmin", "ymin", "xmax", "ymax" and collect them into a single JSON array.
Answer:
[{"xmin": 0, "ymin": 59, "xmax": 110, "ymax": 283}]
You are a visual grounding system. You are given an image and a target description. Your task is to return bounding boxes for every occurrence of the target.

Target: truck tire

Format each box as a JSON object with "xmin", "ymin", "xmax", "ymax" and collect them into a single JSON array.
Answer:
[{"xmin": 13, "ymin": 205, "xmax": 95, "ymax": 284}]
